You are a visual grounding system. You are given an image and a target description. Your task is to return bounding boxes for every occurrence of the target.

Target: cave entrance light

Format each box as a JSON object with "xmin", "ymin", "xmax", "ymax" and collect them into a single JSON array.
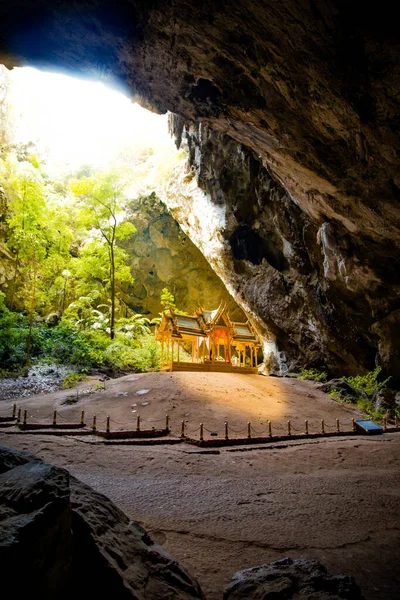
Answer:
[{"xmin": 3, "ymin": 65, "xmax": 175, "ymax": 180}]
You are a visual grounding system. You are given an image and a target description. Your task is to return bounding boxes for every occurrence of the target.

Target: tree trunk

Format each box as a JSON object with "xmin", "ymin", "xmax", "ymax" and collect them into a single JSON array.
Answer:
[
  {"xmin": 26, "ymin": 259, "xmax": 37, "ymax": 368},
  {"xmin": 9, "ymin": 251, "xmax": 19, "ymax": 310},
  {"xmin": 110, "ymin": 245, "xmax": 115, "ymax": 340}
]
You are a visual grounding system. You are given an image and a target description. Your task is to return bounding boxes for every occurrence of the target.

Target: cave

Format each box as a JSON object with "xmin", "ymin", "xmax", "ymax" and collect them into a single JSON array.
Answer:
[{"xmin": 0, "ymin": 1, "xmax": 399, "ymax": 383}]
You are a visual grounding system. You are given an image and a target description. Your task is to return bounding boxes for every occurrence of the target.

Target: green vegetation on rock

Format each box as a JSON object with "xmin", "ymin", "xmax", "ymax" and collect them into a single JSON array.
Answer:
[{"xmin": 299, "ymin": 368, "xmax": 327, "ymax": 382}]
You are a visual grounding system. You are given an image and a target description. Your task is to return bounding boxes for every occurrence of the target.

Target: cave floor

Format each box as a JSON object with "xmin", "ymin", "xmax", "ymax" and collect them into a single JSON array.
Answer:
[
  {"xmin": 0, "ymin": 372, "xmax": 399, "ymax": 600},
  {"xmin": 0, "ymin": 371, "xmax": 366, "ymax": 439},
  {"xmin": 0, "ymin": 431, "xmax": 399, "ymax": 600}
]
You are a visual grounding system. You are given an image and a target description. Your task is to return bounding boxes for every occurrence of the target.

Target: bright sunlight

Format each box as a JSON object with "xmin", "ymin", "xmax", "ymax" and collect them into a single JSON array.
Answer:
[{"xmin": 7, "ymin": 67, "xmax": 172, "ymax": 174}]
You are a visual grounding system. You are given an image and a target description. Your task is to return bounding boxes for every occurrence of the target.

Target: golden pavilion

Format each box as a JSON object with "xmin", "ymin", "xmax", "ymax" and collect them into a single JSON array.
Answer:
[{"xmin": 156, "ymin": 302, "xmax": 262, "ymax": 373}]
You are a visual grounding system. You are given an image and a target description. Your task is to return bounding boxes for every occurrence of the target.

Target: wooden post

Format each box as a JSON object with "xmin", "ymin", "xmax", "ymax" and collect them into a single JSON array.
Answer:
[
  {"xmin": 321, "ymin": 419, "xmax": 325, "ymax": 434},
  {"xmin": 23, "ymin": 409, "xmax": 27, "ymax": 426},
  {"xmin": 17, "ymin": 407, "xmax": 21, "ymax": 424},
  {"xmin": 200, "ymin": 423, "xmax": 204, "ymax": 441},
  {"xmin": 177, "ymin": 340, "xmax": 180, "ymax": 363},
  {"xmin": 225, "ymin": 421, "xmax": 229, "ymax": 440},
  {"xmin": 181, "ymin": 420, "xmax": 185, "ymax": 438},
  {"xmin": 53, "ymin": 410, "xmax": 57, "ymax": 426},
  {"xmin": 106, "ymin": 416, "xmax": 110, "ymax": 433},
  {"xmin": 247, "ymin": 422, "xmax": 251, "ymax": 439},
  {"xmin": 136, "ymin": 415, "xmax": 141, "ymax": 431},
  {"xmin": 166, "ymin": 415, "xmax": 170, "ymax": 432},
  {"xmin": 81, "ymin": 410, "xmax": 85, "ymax": 426},
  {"xmin": 352, "ymin": 418, "xmax": 356, "ymax": 432},
  {"xmin": 12, "ymin": 403, "xmax": 16, "ymax": 418},
  {"xmin": 92, "ymin": 414, "xmax": 97, "ymax": 432},
  {"xmin": 287, "ymin": 420, "xmax": 291, "ymax": 436},
  {"xmin": 268, "ymin": 420, "xmax": 272, "ymax": 437},
  {"xmin": 336, "ymin": 418, "xmax": 340, "ymax": 433},
  {"xmin": 305, "ymin": 420, "xmax": 309, "ymax": 435}
]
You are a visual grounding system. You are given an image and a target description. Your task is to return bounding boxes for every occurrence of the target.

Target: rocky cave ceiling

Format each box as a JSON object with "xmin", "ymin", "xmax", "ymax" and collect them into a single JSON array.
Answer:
[{"xmin": 0, "ymin": 1, "xmax": 399, "ymax": 380}]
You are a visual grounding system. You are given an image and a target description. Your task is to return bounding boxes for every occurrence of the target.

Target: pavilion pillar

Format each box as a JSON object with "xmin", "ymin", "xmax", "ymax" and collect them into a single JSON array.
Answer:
[{"xmin": 177, "ymin": 340, "xmax": 180, "ymax": 363}]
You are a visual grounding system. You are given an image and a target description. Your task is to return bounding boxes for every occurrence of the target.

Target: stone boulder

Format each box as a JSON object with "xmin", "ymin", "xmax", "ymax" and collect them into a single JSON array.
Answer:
[
  {"xmin": 372, "ymin": 387, "xmax": 397, "ymax": 414},
  {"xmin": 319, "ymin": 379, "xmax": 368, "ymax": 404},
  {"xmin": 223, "ymin": 558, "xmax": 364, "ymax": 600},
  {"xmin": 0, "ymin": 445, "xmax": 204, "ymax": 600}
]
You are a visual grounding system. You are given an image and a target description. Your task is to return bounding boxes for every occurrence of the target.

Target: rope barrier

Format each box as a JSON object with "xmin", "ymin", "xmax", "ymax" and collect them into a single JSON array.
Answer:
[
  {"xmin": 184, "ymin": 425, "xmax": 202, "ymax": 433},
  {"xmin": 203, "ymin": 426, "xmax": 220, "ymax": 434},
  {"xmin": 8, "ymin": 405, "xmax": 389, "ymax": 439},
  {"xmin": 289, "ymin": 422, "xmax": 304, "ymax": 432},
  {"xmin": 227, "ymin": 425, "xmax": 249, "ymax": 434},
  {"xmin": 250, "ymin": 425, "xmax": 269, "ymax": 435}
]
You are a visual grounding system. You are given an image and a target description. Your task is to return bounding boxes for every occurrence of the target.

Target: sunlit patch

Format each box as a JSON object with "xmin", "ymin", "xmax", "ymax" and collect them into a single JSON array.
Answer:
[{"xmin": 7, "ymin": 66, "xmax": 173, "ymax": 174}]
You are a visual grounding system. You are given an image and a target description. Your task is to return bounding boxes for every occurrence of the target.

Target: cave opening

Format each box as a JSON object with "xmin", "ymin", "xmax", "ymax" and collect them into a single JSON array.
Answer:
[{"xmin": 0, "ymin": 63, "xmax": 247, "ymax": 374}]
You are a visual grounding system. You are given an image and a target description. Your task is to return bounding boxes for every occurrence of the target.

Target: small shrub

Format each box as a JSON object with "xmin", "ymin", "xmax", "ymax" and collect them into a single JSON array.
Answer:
[
  {"xmin": 299, "ymin": 368, "xmax": 327, "ymax": 382},
  {"xmin": 344, "ymin": 367, "xmax": 391, "ymax": 397},
  {"xmin": 62, "ymin": 372, "xmax": 87, "ymax": 388},
  {"xmin": 328, "ymin": 388, "xmax": 344, "ymax": 402},
  {"xmin": 356, "ymin": 397, "xmax": 385, "ymax": 423}
]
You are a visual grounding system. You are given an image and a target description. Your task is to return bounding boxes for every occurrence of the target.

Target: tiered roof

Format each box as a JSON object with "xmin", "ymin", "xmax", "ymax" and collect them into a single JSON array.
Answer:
[{"xmin": 157, "ymin": 301, "xmax": 261, "ymax": 345}]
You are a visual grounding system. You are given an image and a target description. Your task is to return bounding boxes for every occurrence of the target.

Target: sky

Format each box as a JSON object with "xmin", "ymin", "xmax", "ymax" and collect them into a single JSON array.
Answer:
[{"xmin": 7, "ymin": 67, "xmax": 173, "ymax": 174}]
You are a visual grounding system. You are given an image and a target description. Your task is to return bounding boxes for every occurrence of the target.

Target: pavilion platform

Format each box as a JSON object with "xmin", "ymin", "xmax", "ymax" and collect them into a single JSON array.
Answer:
[{"xmin": 161, "ymin": 361, "xmax": 258, "ymax": 374}]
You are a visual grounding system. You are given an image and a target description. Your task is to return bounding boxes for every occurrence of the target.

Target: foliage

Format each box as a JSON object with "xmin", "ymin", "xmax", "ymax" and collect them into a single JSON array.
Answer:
[
  {"xmin": 0, "ymin": 291, "xmax": 28, "ymax": 371},
  {"xmin": 69, "ymin": 169, "xmax": 136, "ymax": 339},
  {"xmin": 62, "ymin": 372, "xmax": 87, "ymax": 388},
  {"xmin": 327, "ymin": 389, "xmax": 343, "ymax": 402},
  {"xmin": 159, "ymin": 287, "xmax": 186, "ymax": 315},
  {"xmin": 0, "ymin": 296, "xmax": 160, "ymax": 374},
  {"xmin": 299, "ymin": 368, "xmax": 327, "ymax": 382},
  {"xmin": 343, "ymin": 367, "xmax": 391, "ymax": 396},
  {"xmin": 355, "ymin": 397, "xmax": 386, "ymax": 423}
]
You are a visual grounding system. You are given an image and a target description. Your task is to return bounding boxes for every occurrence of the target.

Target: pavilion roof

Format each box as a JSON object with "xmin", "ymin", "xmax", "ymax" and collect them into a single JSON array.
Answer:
[{"xmin": 157, "ymin": 303, "xmax": 261, "ymax": 345}]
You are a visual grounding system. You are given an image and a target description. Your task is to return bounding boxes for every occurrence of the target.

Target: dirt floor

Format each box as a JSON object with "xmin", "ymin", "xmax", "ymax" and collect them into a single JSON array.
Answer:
[
  {"xmin": 1, "ymin": 372, "xmax": 400, "ymax": 599},
  {"xmin": 0, "ymin": 371, "xmax": 367, "ymax": 437}
]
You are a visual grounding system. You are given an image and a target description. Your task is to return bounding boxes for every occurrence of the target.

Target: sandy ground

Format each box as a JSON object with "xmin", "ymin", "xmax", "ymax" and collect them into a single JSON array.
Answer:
[
  {"xmin": 1, "ymin": 372, "xmax": 400, "ymax": 599},
  {"xmin": 0, "ymin": 371, "xmax": 366, "ymax": 437}
]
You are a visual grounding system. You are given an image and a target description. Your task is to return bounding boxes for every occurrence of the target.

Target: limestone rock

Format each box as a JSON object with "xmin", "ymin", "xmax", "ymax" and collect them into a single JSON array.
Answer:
[
  {"xmin": 319, "ymin": 379, "xmax": 368, "ymax": 404},
  {"xmin": 68, "ymin": 476, "xmax": 205, "ymax": 599},
  {"xmin": 0, "ymin": 457, "xmax": 72, "ymax": 598},
  {"xmin": 0, "ymin": 445, "xmax": 205, "ymax": 599},
  {"xmin": 223, "ymin": 558, "xmax": 364, "ymax": 600},
  {"xmin": 122, "ymin": 193, "xmax": 243, "ymax": 319},
  {"xmin": 372, "ymin": 387, "xmax": 397, "ymax": 414}
]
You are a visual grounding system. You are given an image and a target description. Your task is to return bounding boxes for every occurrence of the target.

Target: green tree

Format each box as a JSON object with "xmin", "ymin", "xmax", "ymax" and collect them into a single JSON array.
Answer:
[{"xmin": 70, "ymin": 170, "xmax": 136, "ymax": 339}]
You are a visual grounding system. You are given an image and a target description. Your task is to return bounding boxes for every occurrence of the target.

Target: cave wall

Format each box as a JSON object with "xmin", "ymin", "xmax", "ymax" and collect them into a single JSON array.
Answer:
[
  {"xmin": 166, "ymin": 117, "xmax": 392, "ymax": 376},
  {"xmin": 0, "ymin": 1, "xmax": 399, "ymax": 378},
  {"xmin": 122, "ymin": 194, "xmax": 243, "ymax": 319}
]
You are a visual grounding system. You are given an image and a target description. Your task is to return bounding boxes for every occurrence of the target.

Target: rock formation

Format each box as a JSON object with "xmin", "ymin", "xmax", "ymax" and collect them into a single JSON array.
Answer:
[
  {"xmin": 0, "ymin": 445, "xmax": 205, "ymax": 599},
  {"xmin": 224, "ymin": 558, "xmax": 364, "ymax": 600},
  {"xmin": 122, "ymin": 193, "xmax": 243, "ymax": 318},
  {"xmin": 0, "ymin": 2, "xmax": 399, "ymax": 379}
]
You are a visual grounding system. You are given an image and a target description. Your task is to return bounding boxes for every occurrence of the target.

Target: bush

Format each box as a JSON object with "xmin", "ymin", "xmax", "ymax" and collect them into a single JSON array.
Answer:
[
  {"xmin": 62, "ymin": 372, "xmax": 88, "ymax": 388},
  {"xmin": 299, "ymin": 368, "xmax": 327, "ymax": 382},
  {"xmin": 343, "ymin": 367, "xmax": 390, "ymax": 396},
  {"xmin": 0, "ymin": 297, "xmax": 161, "ymax": 374},
  {"xmin": 103, "ymin": 335, "xmax": 160, "ymax": 372},
  {"xmin": 0, "ymin": 291, "xmax": 29, "ymax": 372}
]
